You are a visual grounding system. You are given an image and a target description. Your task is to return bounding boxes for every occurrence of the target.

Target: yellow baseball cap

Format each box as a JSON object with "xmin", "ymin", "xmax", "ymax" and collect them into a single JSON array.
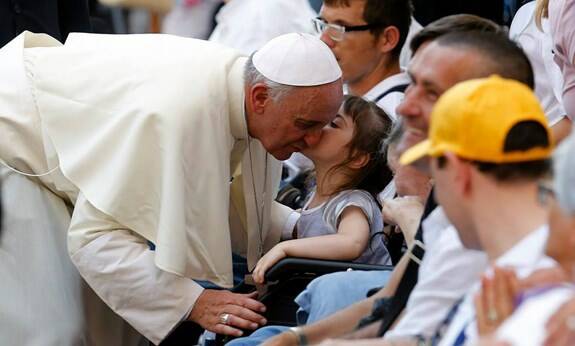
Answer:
[{"xmin": 400, "ymin": 75, "xmax": 553, "ymax": 165}]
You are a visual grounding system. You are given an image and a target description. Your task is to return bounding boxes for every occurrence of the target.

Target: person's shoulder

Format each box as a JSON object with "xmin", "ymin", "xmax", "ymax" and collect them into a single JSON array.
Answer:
[
  {"xmin": 335, "ymin": 189, "xmax": 376, "ymax": 205},
  {"xmin": 324, "ymin": 190, "xmax": 377, "ymax": 214},
  {"xmin": 515, "ymin": 1, "xmax": 537, "ymax": 19},
  {"xmin": 509, "ymin": 1, "xmax": 536, "ymax": 38},
  {"xmin": 367, "ymin": 72, "xmax": 410, "ymax": 97}
]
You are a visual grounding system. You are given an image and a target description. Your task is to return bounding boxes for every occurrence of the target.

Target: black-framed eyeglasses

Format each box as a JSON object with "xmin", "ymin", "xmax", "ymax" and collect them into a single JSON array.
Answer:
[
  {"xmin": 537, "ymin": 180, "xmax": 556, "ymax": 206},
  {"xmin": 311, "ymin": 17, "xmax": 380, "ymax": 42}
]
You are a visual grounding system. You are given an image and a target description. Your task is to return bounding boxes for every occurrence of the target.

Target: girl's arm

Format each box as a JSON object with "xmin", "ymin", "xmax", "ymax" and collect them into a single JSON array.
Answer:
[{"xmin": 252, "ymin": 206, "xmax": 370, "ymax": 283}]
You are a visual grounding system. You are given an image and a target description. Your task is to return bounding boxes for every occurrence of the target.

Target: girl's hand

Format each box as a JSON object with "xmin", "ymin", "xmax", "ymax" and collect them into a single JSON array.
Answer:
[
  {"xmin": 474, "ymin": 267, "xmax": 517, "ymax": 336},
  {"xmin": 252, "ymin": 245, "xmax": 288, "ymax": 284}
]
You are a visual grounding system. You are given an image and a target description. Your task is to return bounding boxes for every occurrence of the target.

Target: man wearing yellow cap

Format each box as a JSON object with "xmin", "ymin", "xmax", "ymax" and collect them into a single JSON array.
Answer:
[
  {"xmin": 0, "ymin": 32, "xmax": 343, "ymax": 345},
  {"xmin": 400, "ymin": 75, "xmax": 554, "ymax": 345}
]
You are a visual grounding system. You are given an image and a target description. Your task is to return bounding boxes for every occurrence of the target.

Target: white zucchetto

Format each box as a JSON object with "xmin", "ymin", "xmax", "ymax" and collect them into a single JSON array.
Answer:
[{"xmin": 253, "ymin": 33, "xmax": 342, "ymax": 86}]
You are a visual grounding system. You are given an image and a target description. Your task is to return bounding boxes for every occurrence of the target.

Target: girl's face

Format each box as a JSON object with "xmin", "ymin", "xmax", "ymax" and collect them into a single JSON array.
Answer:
[{"xmin": 301, "ymin": 109, "xmax": 355, "ymax": 166}]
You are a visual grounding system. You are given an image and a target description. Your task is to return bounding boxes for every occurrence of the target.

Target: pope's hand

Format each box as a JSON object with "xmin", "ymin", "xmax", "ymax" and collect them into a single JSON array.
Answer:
[
  {"xmin": 252, "ymin": 245, "xmax": 287, "ymax": 284},
  {"xmin": 188, "ymin": 290, "xmax": 267, "ymax": 337}
]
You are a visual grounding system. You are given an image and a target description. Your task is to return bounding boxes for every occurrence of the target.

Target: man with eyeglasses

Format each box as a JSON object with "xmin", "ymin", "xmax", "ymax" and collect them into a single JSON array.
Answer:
[{"xmin": 312, "ymin": 0, "xmax": 421, "ymax": 119}]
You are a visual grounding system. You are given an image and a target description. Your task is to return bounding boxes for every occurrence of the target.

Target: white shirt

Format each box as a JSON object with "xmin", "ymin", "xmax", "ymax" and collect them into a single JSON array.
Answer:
[
  {"xmin": 496, "ymin": 281, "xmax": 574, "ymax": 346},
  {"xmin": 509, "ymin": 2, "xmax": 566, "ymax": 126},
  {"xmin": 209, "ymin": 0, "xmax": 317, "ymax": 55},
  {"xmin": 437, "ymin": 225, "xmax": 552, "ymax": 346},
  {"xmin": 385, "ymin": 207, "xmax": 489, "ymax": 340},
  {"xmin": 363, "ymin": 72, "xmax": 411, "ymax": 120}
]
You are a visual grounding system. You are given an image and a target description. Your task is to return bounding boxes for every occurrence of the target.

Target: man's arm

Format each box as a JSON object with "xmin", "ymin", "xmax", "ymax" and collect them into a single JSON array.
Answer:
[
  {"xmin": 68, "ymin": 193, "xmax": 266, "ymax": 344},
  {"xmin": 552, "ymin": 117, "xmax": 572, "ymax": 144},
  {"xmin": 263, "ymin": 254, "xmax": 412, "ymax": 346}
]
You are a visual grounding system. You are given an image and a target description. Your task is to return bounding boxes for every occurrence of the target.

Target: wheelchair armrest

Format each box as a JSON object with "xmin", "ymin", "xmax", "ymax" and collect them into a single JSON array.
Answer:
[{"xmin": 264, "ymin": 257, "xmax": 393, "ymax": 282}]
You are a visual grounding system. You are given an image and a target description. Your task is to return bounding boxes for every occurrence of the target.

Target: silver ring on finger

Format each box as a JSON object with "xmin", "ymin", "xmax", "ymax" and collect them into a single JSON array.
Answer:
[
  {"xmin": 219, "ymin": 313, "xmax": 231, "ymax": 325},
  {"xmin": 487, "ymin": 308, "xmax": 498, "ymax": 323}
]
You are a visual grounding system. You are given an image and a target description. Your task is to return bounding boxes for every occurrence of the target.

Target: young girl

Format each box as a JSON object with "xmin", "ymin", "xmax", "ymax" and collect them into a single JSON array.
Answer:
[{"xmin": 253, "ymin": 95, "xmax": 394, "ymax": 284}]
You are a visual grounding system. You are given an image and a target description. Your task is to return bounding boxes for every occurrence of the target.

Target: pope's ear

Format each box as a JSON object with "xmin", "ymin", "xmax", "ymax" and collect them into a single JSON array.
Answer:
[{"xmin": 248, "ymin": 83, "xmax": 271, "ymax": 114}]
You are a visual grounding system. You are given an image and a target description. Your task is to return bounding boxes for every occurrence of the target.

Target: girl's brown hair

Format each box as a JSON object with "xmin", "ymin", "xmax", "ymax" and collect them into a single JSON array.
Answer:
[{"xmin": 325, "ymin": 95, "xmax": 394, "ymax": 202}]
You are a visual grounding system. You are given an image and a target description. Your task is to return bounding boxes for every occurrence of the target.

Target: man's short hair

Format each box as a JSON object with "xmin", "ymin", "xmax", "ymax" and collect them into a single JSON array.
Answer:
[
  {"xmin": 438, "ymin": 121, "xmax": 552, "ymax": 182},
  {"xmin": 409, "ymin": 14, "xmax": 504, "ymax": 54},
  {"xmin": 434, "ymin": 31, "xmax": 535, "ymax": 89},
  {"xmin": 324, "ymin": 0, "xmax": 413, "ymax": 58}
]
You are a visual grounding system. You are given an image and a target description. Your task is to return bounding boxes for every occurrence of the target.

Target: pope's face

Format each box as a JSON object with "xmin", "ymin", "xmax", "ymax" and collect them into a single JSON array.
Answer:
[{"xmin": 256, "ymin": 80, "xmax": 343, "ymax": 160}]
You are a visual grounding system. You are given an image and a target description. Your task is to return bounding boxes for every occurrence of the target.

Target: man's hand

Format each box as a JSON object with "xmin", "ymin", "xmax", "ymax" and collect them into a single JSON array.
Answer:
[
  {"xmin": 188, "ymin": 290, "xmax": 267, "ymax": 337},
  {"xmin": 474, "ymin": 267, "xmax": 517, "ymax": 336},
  {"xmin": 252, "ymin": 245, "xmax": 287, "ymax": 284},
  {"xmin": 545, "ymin": 297, "xmax": 575, "ymax": 346},
  {"xmin": 517, "ymin": 267, "xmax": 567, "ymax": 292}
]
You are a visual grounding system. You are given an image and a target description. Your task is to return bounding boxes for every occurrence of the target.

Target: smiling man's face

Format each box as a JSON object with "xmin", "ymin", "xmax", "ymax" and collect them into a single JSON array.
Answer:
[{"xmin": 396, "ymin": 41, "xmax": 487, "ymax": 168}]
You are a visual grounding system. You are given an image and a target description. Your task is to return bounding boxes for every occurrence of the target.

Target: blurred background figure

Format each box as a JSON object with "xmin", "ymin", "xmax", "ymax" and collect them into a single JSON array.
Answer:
[
  {"xmin": 208, "ymin": 0, "xmax": 317, "ymax": 55},
  {"xmin": 162, "ymin": 0, "xmax": 222, "ymax": 39},
  {"xmin": 549, "ymin": 0, "xmax": 575, "ymax": 121},
  {"xmin": 509, "ymin": 0, "xmax": 572, "ymax": 143}
]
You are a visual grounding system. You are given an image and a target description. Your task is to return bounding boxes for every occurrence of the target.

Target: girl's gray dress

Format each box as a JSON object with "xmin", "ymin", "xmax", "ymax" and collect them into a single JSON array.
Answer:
[{"xmin": 296, "ymin": 189, "xmax": 392, "ymax": 265}]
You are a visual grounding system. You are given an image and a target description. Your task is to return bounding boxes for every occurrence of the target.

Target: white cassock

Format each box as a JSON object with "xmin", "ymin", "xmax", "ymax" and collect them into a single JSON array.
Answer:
[{"xmin": 0, "ymin": 32, "xmax": 296, "ymax": 345}]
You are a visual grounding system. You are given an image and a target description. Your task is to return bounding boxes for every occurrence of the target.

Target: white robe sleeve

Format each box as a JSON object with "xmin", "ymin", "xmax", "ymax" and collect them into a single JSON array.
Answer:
[
  {"xmin": 271, "ymin": 200, "xmax": 300, "ymax": 242},
  {"xmin": 68, "ymin": 193, "xmax": 204, "ymax": 345}
]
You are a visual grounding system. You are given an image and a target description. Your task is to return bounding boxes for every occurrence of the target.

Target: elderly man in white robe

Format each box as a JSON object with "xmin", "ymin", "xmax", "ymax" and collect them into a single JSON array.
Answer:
[{"xmin": 0, "ymin": 32, "xmax": 342, "ymax": 345}]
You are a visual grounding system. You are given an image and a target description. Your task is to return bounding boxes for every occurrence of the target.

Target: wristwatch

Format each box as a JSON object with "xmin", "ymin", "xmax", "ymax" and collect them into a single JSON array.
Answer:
[{"xmin": 288, "ymin": 326, "xmax": 308, "ymax": 346}]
